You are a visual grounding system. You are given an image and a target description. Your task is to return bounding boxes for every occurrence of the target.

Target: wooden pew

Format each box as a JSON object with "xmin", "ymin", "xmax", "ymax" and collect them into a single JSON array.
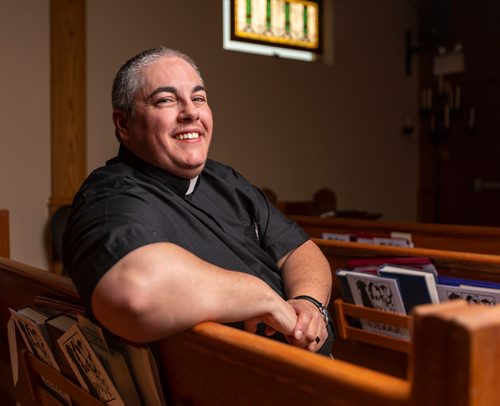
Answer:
[
  {"xmin": 293, "ymin": 214, "xmax": 500, "ymax": 255},
  {"xmin": 0, "ymin": 257, "xmax": 78, "ymax": 404},
  {"xmin": 2, "ymin": 257, "xmax": 500, "ymax": 405},
  {"xmin": 0, "ymin": 210, "xmax": 9, "ymax": 258},
  {"xmin": 314, "ymin": 237, "xmax": 500, "ymax": 378},
  {"xmin": 263, "ymin": 188, "xmax": 381, "ymax": 219}
]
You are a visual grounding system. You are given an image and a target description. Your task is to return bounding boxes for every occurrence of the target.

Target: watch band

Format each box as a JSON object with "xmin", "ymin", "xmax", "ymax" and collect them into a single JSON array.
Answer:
[{"xmin": 293, "ymin": 295, "xmax": 329, "ymax": 325}]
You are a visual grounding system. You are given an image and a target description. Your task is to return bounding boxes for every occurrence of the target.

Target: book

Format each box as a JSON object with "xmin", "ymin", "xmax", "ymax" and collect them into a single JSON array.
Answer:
[
  {"xmin": 378, "ymin": 264, "xmax": 440, "ymax": 313},
  {"xmin": 77, "ymin": 315, "xmax": 142, "ymax": 405},
  {"xmin": 108, "ymin": 337, "xmax": 167, "ymax": 406},
  {"xmin": 347, "ymin": 256, "xmax": 438, "ymax": 275},
  {"xmin": 57, "ymin": 323, "xmax": 125, "ymax": 405},
  {"xmin": 335, "ymin": 269, "xmax": 362, "ymax": 328},
  {"xmin": 371, "ymin": 237, "xmax": 414, "ymax": 248},
  {"xmin": 335, "ymin": 269, "xmax": 355, "ymax": 303},
  {"xmin": 34, "ymin": 296, "xmax": 87, "ymax": 318},
  {"xmin": 436, "ymin": 283, "xmax": 500, "ymax": 306},
  {"xmin": 45, "ymin": 313, "xmax": 80, "ymax": 382},
  {"xmin": 345, "ymin": 271, "xmax": 410, "ymax": 340},
  {"xmin": 436, "ymin": 275, "xmax": 500, "ymax": 290},
  {"xmin": 9, "ymin": 306, "xmax": 60, "ymax": 371},
  {"xmin": 321, "ymin": 232, "xmax": 351, "ymax": 242},
  {"xmin": 9, "ymin": 306, "xmax": 71, "ymax": 405}
]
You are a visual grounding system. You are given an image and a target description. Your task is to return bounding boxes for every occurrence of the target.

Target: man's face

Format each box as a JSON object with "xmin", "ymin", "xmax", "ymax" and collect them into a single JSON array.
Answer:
[{"xmin": 115, "ymin": 56, "xmax": 213, "ymax": 179}]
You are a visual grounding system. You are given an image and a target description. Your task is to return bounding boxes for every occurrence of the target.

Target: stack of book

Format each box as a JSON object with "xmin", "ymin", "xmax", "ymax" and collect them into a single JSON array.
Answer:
[
  {"xmin": 8, "ymin": 300, "xmax": 165, "ymax": 405},
  {"xmin": 336, "ymin": 257, "xmax": 500, "ymax": 339},
  {"xmin": 322, "ymin": 232, "xmax": 414, "ymax": 247}
]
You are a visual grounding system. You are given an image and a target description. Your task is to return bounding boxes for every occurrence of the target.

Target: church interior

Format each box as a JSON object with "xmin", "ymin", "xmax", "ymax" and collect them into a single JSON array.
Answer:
[{"xmin": 1, "ymin": 1, "xmax": 500, "ymax": 404}]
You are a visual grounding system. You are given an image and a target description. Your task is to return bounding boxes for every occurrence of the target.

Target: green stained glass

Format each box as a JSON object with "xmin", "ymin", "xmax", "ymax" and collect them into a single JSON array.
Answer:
[
  {"xmin": 285, "ymin": 1, "xmax": 290, "ymax": 34},
  {"xmin": 233, "ymin": 0, "xmax": 321, "ymax": 52},
  {"xmin": 303, "ymin": 5, "xmax": 308, "ymax": 37},
  {"xmin": 246, "ymin": 0, "xmax": 252, "ymax": 27},
  {"xmin": 266, "ymin": 0, "xmax": 271, "ymax": 31}
]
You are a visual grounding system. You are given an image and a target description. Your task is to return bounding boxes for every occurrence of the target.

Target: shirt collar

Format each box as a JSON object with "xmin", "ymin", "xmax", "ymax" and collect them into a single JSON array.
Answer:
[{"xmin": 112, "ymin": 145, "xmax": 198, "ymax": 197}]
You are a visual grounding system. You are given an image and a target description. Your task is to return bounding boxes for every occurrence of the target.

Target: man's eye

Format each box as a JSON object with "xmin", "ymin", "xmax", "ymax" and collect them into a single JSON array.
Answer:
[
  {"xmin": 156, "ymin": 97, "xmax": 174, "ymax": 105},
  {"xmin": 192, "ymin": 96, "xmax": 206, "ymax": 103}
]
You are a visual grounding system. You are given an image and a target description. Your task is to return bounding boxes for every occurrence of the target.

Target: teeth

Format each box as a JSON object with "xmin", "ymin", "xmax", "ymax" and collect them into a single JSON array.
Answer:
[{"xmin": 175, "ymin": 132, "xmax": 200, "ymax": 140}]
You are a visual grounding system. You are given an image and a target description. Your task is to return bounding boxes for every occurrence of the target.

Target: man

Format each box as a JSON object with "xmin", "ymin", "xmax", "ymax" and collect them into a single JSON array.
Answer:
[{"xmin": 63, "ymin": 47, "xmax": 334, "ymax": 355}]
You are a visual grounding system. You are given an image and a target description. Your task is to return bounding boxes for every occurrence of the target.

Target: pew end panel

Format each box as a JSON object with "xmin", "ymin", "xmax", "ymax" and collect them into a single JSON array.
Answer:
[{"xmin": 411, "ymin": 301, "xmax": 500, "ymax": 405}]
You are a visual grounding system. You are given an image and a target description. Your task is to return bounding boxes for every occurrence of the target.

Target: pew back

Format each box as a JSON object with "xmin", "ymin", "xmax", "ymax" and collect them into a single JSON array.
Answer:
[
  {"xmin": 0, "ymin": 256, "xmax": 411, "ymax": 405},
  {"xmin": 294, "ymin": 214, "xmax": 500, "ymax": 255},
  {"xmin": 1, "ymin": 256, "xmax": 500, "ymax": 405}
]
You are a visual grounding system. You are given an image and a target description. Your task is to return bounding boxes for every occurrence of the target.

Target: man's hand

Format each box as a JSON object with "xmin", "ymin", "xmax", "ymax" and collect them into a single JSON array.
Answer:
[
  {"xmin": 244, "ymin": 299, "xmax": 298, "ymax": 337},
  {"xmin": 286, "ymin": 298, "xmax": 328, "ymax": 352}
]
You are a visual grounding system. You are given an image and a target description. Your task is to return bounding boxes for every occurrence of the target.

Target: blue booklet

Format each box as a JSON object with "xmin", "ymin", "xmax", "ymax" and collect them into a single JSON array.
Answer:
[
  {"xmin": 378, "ymin": 265, "xmax": 440, "ymax": 313},
  {"xmin": 437, "ymin": 275, "xmax": 500, "ymax": 290}
]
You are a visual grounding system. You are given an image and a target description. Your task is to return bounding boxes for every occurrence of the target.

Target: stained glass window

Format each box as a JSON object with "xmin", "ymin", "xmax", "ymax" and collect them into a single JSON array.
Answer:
[
  {"xmin": 223, "ymin": 0, "xmax": 322, "ymax": 61},
  {"xmin": 233, "ymin": 0, "xmax": 321, "ymax": 52}
]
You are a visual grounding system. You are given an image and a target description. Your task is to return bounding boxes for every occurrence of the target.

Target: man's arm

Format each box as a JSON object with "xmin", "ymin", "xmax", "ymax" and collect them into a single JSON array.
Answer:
[
  {"xmin": 277, "ymin": 240, "xmax": 332, "ymax": 352},
  {"xmin": 91, "ymin": 242, "xmax": 297, "ymax": 343}
]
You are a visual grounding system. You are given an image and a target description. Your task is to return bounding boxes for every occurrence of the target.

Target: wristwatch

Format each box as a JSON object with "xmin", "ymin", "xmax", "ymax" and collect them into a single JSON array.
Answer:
[{"xmin": 293, "ymin": 295, "xmax": 329, "ymax": 325}]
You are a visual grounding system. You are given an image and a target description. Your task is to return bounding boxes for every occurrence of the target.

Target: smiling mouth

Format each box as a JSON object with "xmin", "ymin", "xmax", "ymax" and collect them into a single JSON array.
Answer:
[{"xmin": 174, "ymin": 132, "xmax": 200, "ymax": 140}]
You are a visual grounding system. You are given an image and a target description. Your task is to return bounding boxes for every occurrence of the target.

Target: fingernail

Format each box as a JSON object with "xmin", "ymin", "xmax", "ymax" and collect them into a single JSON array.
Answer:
[{"xmin": 295, "ymin": 330, "xmax": 303, "ymax": 339}]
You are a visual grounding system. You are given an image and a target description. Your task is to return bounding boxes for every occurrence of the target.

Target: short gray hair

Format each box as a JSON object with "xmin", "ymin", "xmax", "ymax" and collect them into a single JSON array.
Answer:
[{"xmin": 111, "ymin": 46, "xmax": 203, "ymax": 117}]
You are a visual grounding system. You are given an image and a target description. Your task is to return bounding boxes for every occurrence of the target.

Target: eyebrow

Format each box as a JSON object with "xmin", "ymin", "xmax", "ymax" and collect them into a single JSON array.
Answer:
[{"xmin": 147, "ymin": 85, "xmax": 206, "ymax": 100}]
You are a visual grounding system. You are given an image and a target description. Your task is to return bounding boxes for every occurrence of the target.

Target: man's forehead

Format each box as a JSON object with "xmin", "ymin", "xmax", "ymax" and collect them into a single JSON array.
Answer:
[{"xmin": 145, "ymin": 56, "xmax": 197, "ymax": 77}]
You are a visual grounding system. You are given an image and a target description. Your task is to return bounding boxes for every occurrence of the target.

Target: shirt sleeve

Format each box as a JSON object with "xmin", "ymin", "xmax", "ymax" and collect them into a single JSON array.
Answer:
[
  {"xmin": 63, "ymin": 188, "xmax": 166, "ymax": 311},
  {"xmin": 251, "ymin": 185, "xmax": 309, "ymax": 262}
]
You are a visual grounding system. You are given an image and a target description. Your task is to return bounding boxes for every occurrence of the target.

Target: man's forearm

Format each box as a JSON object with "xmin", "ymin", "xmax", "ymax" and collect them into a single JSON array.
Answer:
[
  {"xmin": 91, "ymin": 242, "xmax": 297, "ymax": 342},
  {"xmin": 279, "ymin": 240, "xmax": 332, "ymax": 305}
]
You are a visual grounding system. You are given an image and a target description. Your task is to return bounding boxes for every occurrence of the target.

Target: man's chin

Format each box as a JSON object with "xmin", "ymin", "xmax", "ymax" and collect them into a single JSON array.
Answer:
[{"xmin": 176, "ymin": 162, "xmax": 206, "ymax": 179}]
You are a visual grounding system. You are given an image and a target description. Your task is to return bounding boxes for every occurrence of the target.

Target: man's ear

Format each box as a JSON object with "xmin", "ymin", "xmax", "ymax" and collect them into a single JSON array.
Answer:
[{"xmin": 112, "ymin": 110, "xmax": 131, "ymax": 142}]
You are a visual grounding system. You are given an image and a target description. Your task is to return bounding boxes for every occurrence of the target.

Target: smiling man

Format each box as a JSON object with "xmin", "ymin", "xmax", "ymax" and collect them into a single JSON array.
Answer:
[{"xmin": 63, "ymin": 47, "xmax": 334, "ymax": 355}]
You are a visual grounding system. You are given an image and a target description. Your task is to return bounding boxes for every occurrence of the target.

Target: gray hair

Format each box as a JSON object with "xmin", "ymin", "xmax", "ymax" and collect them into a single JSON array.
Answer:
[{"xmin": 111, "ymin": 46, "xmax": 203, "ymax": 118}]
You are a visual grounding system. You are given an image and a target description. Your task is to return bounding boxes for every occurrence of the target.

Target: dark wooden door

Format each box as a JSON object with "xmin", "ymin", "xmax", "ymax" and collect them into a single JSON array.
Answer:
[{"xmin": 418, "ymin": 0, "xmax": 500, "ymax": 225}]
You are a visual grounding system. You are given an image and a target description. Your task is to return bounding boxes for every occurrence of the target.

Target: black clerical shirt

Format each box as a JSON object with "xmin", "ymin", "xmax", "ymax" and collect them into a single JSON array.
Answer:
[{"xmin": 63, "ymin": 146, "xmax": 309, "ymax": 312}]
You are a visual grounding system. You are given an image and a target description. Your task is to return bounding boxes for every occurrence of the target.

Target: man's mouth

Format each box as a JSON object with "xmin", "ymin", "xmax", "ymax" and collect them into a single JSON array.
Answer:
[{"xmin": 174, "ymin": 132, "xmax": 200, "ymax": 140}]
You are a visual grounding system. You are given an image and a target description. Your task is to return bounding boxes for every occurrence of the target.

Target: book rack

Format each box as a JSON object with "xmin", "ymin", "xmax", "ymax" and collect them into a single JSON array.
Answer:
[
  {"xmin": 334, "ymin": 299, "xmax": 411, "ymax": 354},
  {"xmin": 22, "ymin": 343, "xmax": 106, "ymax": 405}
]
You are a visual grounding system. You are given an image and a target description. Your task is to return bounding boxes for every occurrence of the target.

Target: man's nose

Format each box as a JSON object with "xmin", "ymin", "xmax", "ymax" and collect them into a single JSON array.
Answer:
[{"xmin": 178, "ymin": 101, "xmax": 199, "ymax": 122}]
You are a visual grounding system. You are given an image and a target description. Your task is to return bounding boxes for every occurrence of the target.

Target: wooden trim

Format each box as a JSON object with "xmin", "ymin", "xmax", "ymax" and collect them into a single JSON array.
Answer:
[
  {"xmin": 0, "ymin": 210, "xmax": 9, "ymax": 258},
  {"xmin": 49, "ymin": 0, "xmax": 86, "ymax": 273}
]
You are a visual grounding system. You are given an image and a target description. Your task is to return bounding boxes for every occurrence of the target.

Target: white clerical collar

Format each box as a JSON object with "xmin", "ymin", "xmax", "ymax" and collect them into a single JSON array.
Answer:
[{"xmin": 185, "ymin": 176, "xmax": 198, "ymax": 195}]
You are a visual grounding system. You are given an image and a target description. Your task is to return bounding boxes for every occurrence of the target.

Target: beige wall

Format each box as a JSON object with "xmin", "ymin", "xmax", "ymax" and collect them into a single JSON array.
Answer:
[
  {"xmin": 1, "ymin": 0, "xmax": 418, "ymax": 269},
  {"xmin": 0, "ymin": 1, "xmax": 50, "ymax": 268}
]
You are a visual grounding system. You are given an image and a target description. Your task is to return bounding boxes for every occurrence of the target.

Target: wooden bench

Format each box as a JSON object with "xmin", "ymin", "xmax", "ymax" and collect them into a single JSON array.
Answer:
[
  {"xmin": 1, "ymin": 256, "xmax": 500, "ymax": 405},
  {"xmin": 293, "ymin": 214, "xmax": 500, "ymax": 255},
  {"xmin": 0, "ymin": 210, "xmax": 9, "ymax": 258},
  {"xmin": 314, "ymin": 237, "xmax": 500, "ymax": 378},
  {"xmin": 263, "ymin": 188, "xmax": 381, "ymax": 219}
]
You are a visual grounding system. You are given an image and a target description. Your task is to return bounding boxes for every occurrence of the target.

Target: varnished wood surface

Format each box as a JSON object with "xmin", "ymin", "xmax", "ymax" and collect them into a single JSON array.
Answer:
[
  {"xmin": 49, "ymin": 0, "xmax": 86, "ymax": 274},
  {"xmin": 1, "ymin": 255, "xmax": 500, "ymax": 405},
  {"xmin": 0, "ymin": 210, "xmax": 9, "ymax": 258},
  {"xmin": 294, "ymin": 214, "xmax": 500, "ymax": 255}
]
